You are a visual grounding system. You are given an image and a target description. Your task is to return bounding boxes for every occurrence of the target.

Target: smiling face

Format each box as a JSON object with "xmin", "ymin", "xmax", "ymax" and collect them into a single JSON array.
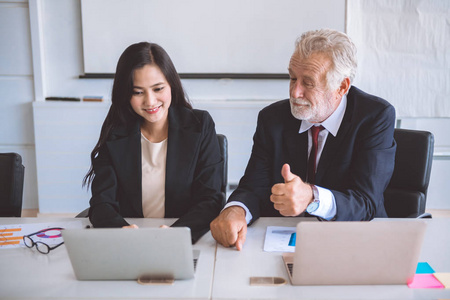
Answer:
[
  {"xmin": 288, "ymin": 52, "xmax": 343, "ymax": 123},
  {"xmin": 130, "ymin": 64, "xmax": 172, "ymax": 130}
]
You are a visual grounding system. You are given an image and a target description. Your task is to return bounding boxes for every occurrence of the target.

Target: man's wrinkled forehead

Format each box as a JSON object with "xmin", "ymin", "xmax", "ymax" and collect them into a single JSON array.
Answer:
[{"xmin": 288, "ymin": 52, "xmax": 332, "ymax": 77}]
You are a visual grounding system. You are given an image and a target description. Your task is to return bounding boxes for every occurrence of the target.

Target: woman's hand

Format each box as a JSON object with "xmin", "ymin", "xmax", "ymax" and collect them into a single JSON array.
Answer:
[{"xmin": 122, "ymin": 224, "xmax": 139, "ymax": 229}]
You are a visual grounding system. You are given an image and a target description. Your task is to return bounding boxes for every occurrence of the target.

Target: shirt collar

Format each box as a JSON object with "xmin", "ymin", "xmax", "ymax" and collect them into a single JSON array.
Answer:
[{"xmin": 299, "ymin": 94, "xmax": 347, "ymax": 137}]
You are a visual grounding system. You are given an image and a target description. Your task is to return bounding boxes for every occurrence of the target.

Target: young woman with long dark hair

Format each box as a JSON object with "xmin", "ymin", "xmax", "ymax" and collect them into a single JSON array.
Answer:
[{"xmin": 83, "ymin": 42, "xmax": 224, "ymax": 242}]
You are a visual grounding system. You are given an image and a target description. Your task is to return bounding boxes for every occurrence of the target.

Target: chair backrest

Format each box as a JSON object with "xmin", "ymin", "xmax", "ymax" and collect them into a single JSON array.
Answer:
[
  {"xmin": 77, "ymin": 134, "xmax": 229, "ymax": 217},
  {"xmin": 0, "ymin": 153, "xmax": 25, "ymax": 217},
  {"xmin": 384, "ymin": 129, "xmax": 434, "ymax": 218},
  {"xmin": 216, "ymin": 134, "xmax": 228, "ymax": 196}
]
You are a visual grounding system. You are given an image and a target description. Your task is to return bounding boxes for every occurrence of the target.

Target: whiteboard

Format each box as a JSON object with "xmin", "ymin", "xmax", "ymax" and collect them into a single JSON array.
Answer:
[{"xmin": 80, "ymin": 0, "xmax": 346, "ymax": 76}]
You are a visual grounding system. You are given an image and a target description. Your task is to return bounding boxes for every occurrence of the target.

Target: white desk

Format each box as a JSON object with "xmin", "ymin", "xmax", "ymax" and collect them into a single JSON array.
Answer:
[
  {"xmin": 1, "ymin": 217, "xmax": 449, "ymax": 300},
  {"xmin": 212, "ymin": 217, "xmax": 450, "ymax": 300},
  {"xmin": 0, "ymin": 217, "xmax": 216, "ymax": 300}
]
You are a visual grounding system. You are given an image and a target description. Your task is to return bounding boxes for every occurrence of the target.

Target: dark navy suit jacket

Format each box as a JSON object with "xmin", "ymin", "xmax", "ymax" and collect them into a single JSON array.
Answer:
[
  {"xmin": 228, "ymin": 86, "xmax": 396, "ymax": 222},
  {"xmin": 89, "ymin": 105, "xmax": 224, "ymax": 243}
]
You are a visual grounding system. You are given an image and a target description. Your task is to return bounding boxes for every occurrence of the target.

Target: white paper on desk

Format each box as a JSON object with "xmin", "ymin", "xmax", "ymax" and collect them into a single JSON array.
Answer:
[
  {"xmin": 263, "ymin": 226, "xmax": 296, "ymax": 252},
  {"xmin": 0, "ymin": 220, "xmax": 84, "ymax": 249}
]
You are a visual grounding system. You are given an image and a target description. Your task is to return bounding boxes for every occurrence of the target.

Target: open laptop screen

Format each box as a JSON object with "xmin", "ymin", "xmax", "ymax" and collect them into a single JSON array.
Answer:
[
  {"xmin": 283, "ymin": 220, "xmax": 427, "ymax": 285},
  {"xmin": 62, "ymin": 227, "xmax": 196, "ymax": 281}
]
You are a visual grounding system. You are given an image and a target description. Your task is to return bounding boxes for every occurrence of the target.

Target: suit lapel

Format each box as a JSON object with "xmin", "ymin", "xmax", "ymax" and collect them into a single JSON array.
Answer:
[
  {"xmin": 283, "ymin": 128, "xmax": 308, "ymax": 181},
  {"xmin": 315, "ymin": 90, "xmax": 355, "ymax": 184},
  {"xmin": 106, "ymin": 121, "xmax": 143, "ymax": 216},
  {"xmin": 315, "ymin": 121, "xmax": 351, "ymax": 183},
  {"xmin": 165, "ymin": 106, "xmax": 201, "ymax": 215},
  {"xmin": 281, "ymin": 110, "xmax": 308, "ymax": 181}
]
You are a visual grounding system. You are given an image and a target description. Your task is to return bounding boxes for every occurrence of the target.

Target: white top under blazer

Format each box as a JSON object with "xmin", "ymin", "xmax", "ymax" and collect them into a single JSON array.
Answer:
[{"xmin": 141, "ymin": 133, "xmax": 167, "ymax": 218}]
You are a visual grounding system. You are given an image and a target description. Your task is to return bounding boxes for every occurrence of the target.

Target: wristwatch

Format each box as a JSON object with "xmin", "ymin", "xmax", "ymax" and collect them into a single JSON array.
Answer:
[{"xmin": 306, "ymin": 184, "xmax": 320, "ymax": 214}]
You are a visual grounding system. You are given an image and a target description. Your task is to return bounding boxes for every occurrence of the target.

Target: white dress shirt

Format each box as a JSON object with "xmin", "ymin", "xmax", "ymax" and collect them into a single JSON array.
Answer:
[{"xmin": 225, "ymin": 95, "xmax": 348, "ymax": 223}]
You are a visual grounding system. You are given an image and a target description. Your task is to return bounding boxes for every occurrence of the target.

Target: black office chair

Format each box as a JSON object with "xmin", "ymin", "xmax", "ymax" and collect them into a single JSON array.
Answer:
[
  {"xmin": 0, "ymin": 153, "xmax": 25, "ymax": 217},
  {"xmin": 216, "ymin": 133, "xmax": 228, "ymax": 201},
  {"xmin": 384, "ymin": 129, "xmax": 434, "ymax": 218},
  {"xmin": 76, "ymin": 134, "xmax": 228, "ymax": 218}
]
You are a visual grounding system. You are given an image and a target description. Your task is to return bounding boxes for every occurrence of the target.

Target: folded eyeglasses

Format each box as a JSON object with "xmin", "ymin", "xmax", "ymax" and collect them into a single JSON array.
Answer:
[{"xmin": 23, "ymin": 227, "xmax": 64, "ymax": 254}]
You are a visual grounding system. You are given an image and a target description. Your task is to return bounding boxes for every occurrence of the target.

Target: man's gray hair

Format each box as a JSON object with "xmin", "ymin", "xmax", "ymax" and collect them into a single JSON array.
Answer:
[{"xmin": 294, "ymin": 29, "xmax": 357, "ymax": 90}]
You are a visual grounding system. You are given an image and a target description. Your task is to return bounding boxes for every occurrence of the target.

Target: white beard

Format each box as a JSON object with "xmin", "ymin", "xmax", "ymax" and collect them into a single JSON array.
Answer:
[{"xmin": 289, "ymin": 98, "xmax": 314, "ymax": 121}]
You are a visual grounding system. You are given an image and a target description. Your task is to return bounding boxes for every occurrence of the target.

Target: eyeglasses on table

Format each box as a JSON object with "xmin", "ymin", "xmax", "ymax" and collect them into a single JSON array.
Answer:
[{"xmin": 23, "ymin": 227, "xmax": 64, "ymax": 254}]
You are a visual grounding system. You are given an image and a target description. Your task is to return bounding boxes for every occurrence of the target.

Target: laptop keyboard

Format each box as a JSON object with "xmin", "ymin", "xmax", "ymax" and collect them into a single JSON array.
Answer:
[
  {"xmin": 287, "ymin": 263, "xmax": 293, "ymax": 276},
  {"xmin": 192, "ymin": 249, "xmax": 200, "ymax": 272},
  {"xmin": 193, "ymin": 258, "xmax": 198, "ymax": 271}
]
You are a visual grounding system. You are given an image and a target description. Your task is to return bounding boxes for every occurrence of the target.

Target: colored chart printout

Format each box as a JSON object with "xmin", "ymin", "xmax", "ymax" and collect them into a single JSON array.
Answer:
[
  {"xmin": 263, "ymin": 226, "xmax": 297, "ymax": 252},
  {"xmin": 0, "ymin": 221, "xmax": 84, "ymax": 249}
]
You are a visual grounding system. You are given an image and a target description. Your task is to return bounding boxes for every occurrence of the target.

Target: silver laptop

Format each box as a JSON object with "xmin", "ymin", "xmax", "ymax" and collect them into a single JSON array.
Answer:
[
  {"xmin": 282, "ymin": 220, "xmax": 427, "ymax": 285},
  {"xmin": 62, "ymin": 227, "xmax": 198, "ymax": 281}
]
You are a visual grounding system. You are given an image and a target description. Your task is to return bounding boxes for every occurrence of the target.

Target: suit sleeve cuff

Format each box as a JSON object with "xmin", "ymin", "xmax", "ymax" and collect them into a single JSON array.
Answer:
[
  {"xmin": 223, "ymin": 202, "xmax": 253, "ymax": 224},
  {"xmin": 309, "ymin": 185, "xmax": 336, "ymax": 221}
]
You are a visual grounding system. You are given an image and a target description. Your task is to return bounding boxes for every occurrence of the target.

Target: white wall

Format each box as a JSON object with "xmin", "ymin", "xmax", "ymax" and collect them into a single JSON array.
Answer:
[
  {"xmin": 0, "ymin": 0, "xmax": 448, "ymax": 214},
  {"xmin": 0, "ymin": 0, "xmax": 38, "ymax": 211}
]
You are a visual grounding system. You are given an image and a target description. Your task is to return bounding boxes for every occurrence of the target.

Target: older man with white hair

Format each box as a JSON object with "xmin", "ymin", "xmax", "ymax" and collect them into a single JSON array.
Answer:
[{"xmin": 210, "ymin": 28, "xmax": 397, "ymax": 250}]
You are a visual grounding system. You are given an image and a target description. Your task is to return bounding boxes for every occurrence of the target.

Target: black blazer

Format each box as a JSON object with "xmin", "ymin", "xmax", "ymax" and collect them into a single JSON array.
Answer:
[
  {"xmin": 228, "ymin": 86, "xmax": 396, "ymax": 222},
  {"xmin": 89, "ymin": 105, "xmax": 224, "ymax": 243}
]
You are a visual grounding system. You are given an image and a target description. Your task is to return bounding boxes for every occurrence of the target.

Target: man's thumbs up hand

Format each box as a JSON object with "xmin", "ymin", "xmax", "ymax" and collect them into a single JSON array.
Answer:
[
  {"xmin": 270, "ymin": 164, "xmax": 313, "ymax": 216},
  {"xmin": 281, "ymin": 163, "xmax": 297, "ymax": 183}
]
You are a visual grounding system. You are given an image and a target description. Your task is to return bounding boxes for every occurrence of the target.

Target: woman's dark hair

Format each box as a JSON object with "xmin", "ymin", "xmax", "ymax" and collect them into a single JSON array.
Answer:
[{"xmin": 83, "ymin": 42, "xmax": 191, "ymax": 188}]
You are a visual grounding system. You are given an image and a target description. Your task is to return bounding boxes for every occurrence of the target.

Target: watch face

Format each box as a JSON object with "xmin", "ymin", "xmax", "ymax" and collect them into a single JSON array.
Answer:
[{"xmin": 306, "ymin": 201, "xmax": 319, "ymax": 214}]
